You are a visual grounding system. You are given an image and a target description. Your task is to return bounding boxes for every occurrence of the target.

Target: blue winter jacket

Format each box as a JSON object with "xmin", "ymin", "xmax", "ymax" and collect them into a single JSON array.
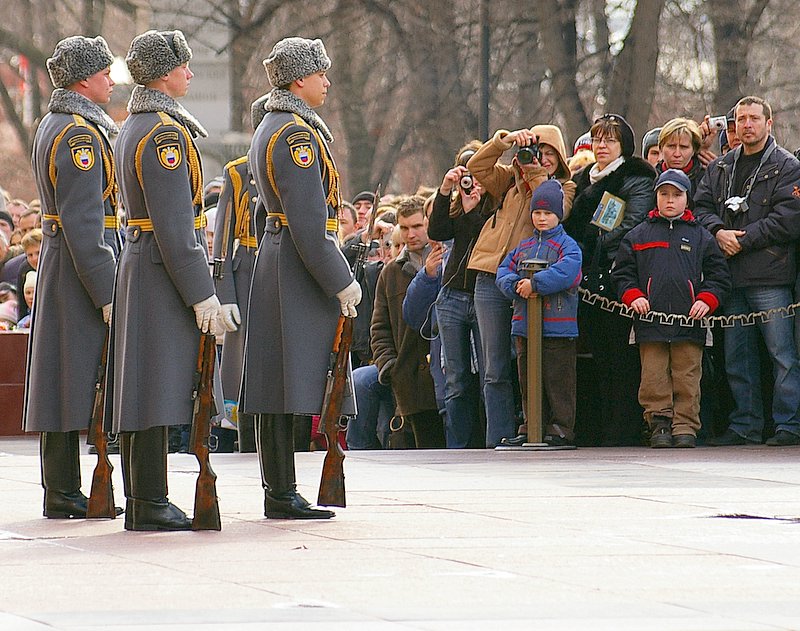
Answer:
[{"xmin": 496, "ymin": 224, "xmax": 582, "ymax": 338}]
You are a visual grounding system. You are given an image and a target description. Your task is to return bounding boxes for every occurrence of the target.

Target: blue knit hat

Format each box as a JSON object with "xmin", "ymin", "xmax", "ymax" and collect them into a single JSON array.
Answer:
[{"xmin": 530, "ymin": 179, "xmax": 565, "ymax": 221}]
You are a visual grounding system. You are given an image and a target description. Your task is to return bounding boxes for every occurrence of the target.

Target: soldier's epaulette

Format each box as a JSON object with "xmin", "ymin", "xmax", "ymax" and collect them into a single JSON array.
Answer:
[{"xmin": 225, "ymin": 155, "xmax": 248, "ymax": 171}]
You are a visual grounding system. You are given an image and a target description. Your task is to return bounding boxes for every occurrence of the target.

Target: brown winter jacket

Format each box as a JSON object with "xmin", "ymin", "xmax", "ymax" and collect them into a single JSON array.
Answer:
[
  {"xmin": 370, "ymin": 248, "xmax": 437, "ymax": 417},
  {"xmin": 466, "ymin": 125, "xmax": 576, "ymax": 274}
]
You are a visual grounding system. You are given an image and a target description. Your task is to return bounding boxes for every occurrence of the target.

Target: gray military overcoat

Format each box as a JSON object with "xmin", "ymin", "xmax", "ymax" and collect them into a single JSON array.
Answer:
[
  {"xmin": 24, "ymin": 102, "xmax": 120, "ymax": 433},
  {"xmin": 112, "ymin": 107, "xmax": 214, "ymax": 432},
  {"xmin": 241, "ymin": 111, "xmax": 355, "ymax": 415},
  {"xmin": 213, "ymin": 156, "xmax": 259, "ymax": 404}
]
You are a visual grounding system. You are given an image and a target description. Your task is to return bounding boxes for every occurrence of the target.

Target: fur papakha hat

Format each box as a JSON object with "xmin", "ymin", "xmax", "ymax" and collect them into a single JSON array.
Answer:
[
  {"xmin": 263, "ymin": 37, "xmax": 331, "ymax": 88},
  {"xmin": 47, "ymin": 36, "xmax": 114, "ymax": 89},
  {"xmin": 126, "ymin": 30, "xmax": 192, "ymax": 86}
]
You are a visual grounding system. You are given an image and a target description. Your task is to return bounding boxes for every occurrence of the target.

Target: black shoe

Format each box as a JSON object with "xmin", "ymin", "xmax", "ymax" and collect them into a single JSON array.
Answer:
[
  {"xmin": 500, "ymin": 434, "xmax": 527, "ymax": 447},
  {"xmin": 265, "ymin": 492, "xmax": 335, "ymax": 520},
  {"xmin": 649, "ymin": 428, "xmax": 672, "ymax": 448},
  {"xmin": 124, "ymin": 499, "xmax": 192, "ymax": 531},
  {"xmin": 765, "ymin": 430, "xmax": 800, "ymax": 446},
  {"xmin": 706, "ymin": 429, "xmax": 747, "ymax": 446},
  {"xmin": 44, "ymin": 490, "xmax": 88, "ymax": 519},
  {"xmin": 672, "ymin": 434, "xmax": 696, "ymax": 448},
  {"xmin": 544, "ymin": 434, "xmax": 574, "ymax": 447}
]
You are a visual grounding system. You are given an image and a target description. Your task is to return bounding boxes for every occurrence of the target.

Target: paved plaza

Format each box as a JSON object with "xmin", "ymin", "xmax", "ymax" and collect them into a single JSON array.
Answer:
[{"xmin": 2, "ymin": 435, "xmax": 800, "ymax": 630}]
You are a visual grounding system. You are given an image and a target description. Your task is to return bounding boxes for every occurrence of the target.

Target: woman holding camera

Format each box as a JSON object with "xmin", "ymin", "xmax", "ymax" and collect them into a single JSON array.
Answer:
[
  {"xmin": 562, "ymin": 113, "xmax": 656, "ymax": 446},
  {"xmin": 428, "ymin": 141, "xmax": 495, "ymax": 448},
  {"xmin": 466, "ymin": 125, "xmax": 575, "ymax": 448}
]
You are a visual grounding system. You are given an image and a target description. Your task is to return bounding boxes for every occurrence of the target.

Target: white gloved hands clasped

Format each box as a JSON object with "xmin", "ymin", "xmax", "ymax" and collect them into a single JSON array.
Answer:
[
  {"xmin": 220, "ymin": 303, "xmax": 241, "ymax": 332},
  {"xmin": 101, "ymin": 303, "xmax": 112, "ymax": 325},
  {"xmin": 336, "ymin": 280, "xmax": 362, "ymax": 318},
  {"xmin": 192, "ymin": 294, "xmax": 222, "ymax": 334}
]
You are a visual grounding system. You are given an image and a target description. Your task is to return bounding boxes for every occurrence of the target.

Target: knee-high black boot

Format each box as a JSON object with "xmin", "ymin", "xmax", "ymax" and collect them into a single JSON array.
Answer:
[
  {"xmin": 41, "ymin": 431, "xmax": 86, "ymax": 518},
  {"xmin": 237, "ymin": 412, "xmax": 256, "ymax": 453},
  {"xmin": 123, "ymin": 426, "xmax": 191, "ymax": 531},
  {"xmin": 256, "ymin": 414, "xmax": 334, "ymax": 519},
  {"xmin": 293, "ymin": 414, "xmax": 312, "ymax": 452}
]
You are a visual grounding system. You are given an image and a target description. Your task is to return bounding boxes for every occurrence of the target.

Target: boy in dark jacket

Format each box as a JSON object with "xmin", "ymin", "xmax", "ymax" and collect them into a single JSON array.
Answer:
[
  {"xmin": 613, "ymin": 169, "xmax": 731, "ymax": 448},
  {"xmin": 496, "ymin": 180, "xmax": 582, "ymax": 446}
]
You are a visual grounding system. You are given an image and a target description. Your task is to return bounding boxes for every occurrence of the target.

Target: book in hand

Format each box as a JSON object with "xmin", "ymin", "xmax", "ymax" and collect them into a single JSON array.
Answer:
[{"xmin": 591, "ymin": 191, "xmax": 626, "ymax": 232}]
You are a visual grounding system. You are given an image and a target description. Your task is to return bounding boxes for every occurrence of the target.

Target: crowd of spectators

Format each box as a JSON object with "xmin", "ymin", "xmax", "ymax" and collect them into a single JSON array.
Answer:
[{"xmin": 6, "ymin": 94, "xmax": 800, "ymax": 451}]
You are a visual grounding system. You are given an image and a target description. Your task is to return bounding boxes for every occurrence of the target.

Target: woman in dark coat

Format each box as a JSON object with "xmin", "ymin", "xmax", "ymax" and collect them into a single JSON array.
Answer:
[{"xmin": 563, "ymin": 113, "xmax": 656, "ymax": 445}]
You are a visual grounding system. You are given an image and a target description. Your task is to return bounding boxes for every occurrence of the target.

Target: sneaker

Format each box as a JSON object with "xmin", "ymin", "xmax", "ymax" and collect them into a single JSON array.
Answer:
[
  {"xmin": 672, "ymin": 434, "xmax": 696, "ymax": 448},
  {"xmin": 765, "ymin": 430, "xmax": 800, "ymax": 446},
  {"xmin": 706, "ymin": 429, "xmax": 747, "ymax": 446}
]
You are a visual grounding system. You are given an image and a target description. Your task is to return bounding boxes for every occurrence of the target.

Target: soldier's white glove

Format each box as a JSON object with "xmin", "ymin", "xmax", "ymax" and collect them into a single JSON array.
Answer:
[
  {"xmin": 102, "ymin": 303, "xmax": 112, "ymax": 325},
  {"xmin": 220, "ymin": 303, "xmax": 241, "ymax": 332},
  {"xmin": 192, "ymin": 295, "xmax": 222, "ymax": 333},
  {"xmin": 336, "ymin": 280, "xmax": 362, "ymax": 318}
]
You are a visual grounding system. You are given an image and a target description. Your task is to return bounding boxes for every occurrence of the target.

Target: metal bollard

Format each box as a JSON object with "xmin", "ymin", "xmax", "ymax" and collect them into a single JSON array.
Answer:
[{"xmin": 518, "ymin": 258, "xmax": 550, "ymax": 446}]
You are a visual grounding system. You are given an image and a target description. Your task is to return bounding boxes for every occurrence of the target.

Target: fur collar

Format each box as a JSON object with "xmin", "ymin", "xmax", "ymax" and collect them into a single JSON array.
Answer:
[
  {"xmin": 263, "ymin": 89, "xmax": 333, "ymax": 142},
  {"xmin": 48, "ymin": 88, "xmax": 118, "ymax": 135},
  {"xmin": 128, "ymin": 86, "xmax": 207, "ymax": 138}
]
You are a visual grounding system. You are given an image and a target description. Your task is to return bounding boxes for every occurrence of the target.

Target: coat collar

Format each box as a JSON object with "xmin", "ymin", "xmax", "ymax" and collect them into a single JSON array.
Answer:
[
  {"xmin": 48, "ymin": 88, "xmax": 119, "ymax": 135},
  {"xmin": 647, "ymin": 208, "xmax": 695, "ymax": 223},
  {"xmin": 262, "ymin": 88, "xmax": 333, "ymax": 143},
  {"xmin": 127, "ymin": 86, "xmax": 208, "ymax": 138}
]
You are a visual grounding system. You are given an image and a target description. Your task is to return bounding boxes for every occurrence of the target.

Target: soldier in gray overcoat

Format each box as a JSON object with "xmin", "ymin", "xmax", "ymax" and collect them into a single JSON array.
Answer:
[
  {"xmin": 24, "ymin": 36, "xmax": 120, "ymax": 519},
  {"xmin": 212, "ymin": 97, "xmax": 269, "ymax": 453},
  {"xmin": 113, "ymin": 30, "xmax": 222, "ymax": 531},
  {"xmin": 241, "ymin": 37, "xmax": 361, "ymax": 519}
]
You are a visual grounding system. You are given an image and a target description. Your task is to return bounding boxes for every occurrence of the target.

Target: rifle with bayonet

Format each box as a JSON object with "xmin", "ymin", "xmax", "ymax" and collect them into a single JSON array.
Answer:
[
  {"xmin": 190, "ymin": 333, "xmax": 221, "ymax": 530},
  {"xmin": 86, "ymin": 330, "xmax": 116, "ymax": 519},
  {"xmin": 317, "ymin": 184, "xmax": 381, "ymax": 507}
]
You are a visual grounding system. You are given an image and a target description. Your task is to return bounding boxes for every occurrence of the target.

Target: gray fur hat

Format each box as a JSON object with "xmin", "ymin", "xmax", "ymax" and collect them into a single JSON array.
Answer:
[
  {"xmin": 126, "ymin": 30, "xmax": 192, "ymax": 86},
  {"xmin": 47, "ymin": 36, "xmax": 114, "ymax": 89},
  {"xmin": 263, "ymin": 37, "xmax": 330, "ymax": 88}
]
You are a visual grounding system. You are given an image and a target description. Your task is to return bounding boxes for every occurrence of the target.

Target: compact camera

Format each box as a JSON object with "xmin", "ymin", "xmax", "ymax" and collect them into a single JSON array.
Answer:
[
  {"xmin": 709, "ymin": 115, "xmax": 728, "ymax": 131},
  {"xmin": 516, "ymin": 143, "xmax": 542, "ymax": 165},
  {"xmin": 459, "ymin": 172, "xmax": 474, "ymax": 195}
]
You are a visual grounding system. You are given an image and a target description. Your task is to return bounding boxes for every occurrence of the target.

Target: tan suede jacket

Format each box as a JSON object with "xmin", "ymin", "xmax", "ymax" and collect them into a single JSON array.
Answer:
[{"xmin": 466, "ymin": 126, "xmax": 576, "ymax": 274}]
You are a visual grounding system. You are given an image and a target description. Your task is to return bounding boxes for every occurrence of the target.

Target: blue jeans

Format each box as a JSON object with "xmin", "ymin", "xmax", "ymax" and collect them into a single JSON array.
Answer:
[
  {"xmin": 436, "ymin": 287, "xmax": 483, "ymax": 448},
  {"xmin": 474, "ymin": 272, "xmax": 515, "ymax": 447},
  {"xmin": 724, "ymin": 286, "xmax": 800, "ymax": 441},
  {"xmin": 346, "ymin": 365, "xmax": 394, "ymax": 449}
]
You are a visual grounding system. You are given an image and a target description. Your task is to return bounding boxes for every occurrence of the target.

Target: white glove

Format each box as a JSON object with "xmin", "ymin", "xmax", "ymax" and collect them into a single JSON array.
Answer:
[
  {"xmin": 220, "ymin": 303, "xmax": 241, "ymax": 332},
  {"xmin": 102, "ymin": 303, "xmax": 112, "ymax": 325},
  {"xmin": 192, "ymin": 294, "xmax": 222, "ymax": 333},
  {"xmin": 336, "ymin": 279, "xmax": 362, "ymax": 318}
]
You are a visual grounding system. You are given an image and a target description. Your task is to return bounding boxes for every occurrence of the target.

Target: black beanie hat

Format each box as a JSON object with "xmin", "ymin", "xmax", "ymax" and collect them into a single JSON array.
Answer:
[{"xmin": 595, "ymin": 113, "xmax": 635, "ymax": 158}]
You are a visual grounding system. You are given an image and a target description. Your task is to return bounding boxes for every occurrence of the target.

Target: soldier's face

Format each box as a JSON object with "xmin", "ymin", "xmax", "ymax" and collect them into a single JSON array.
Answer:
[
  {"xmin": 296, "ymin": 71, "xmax": 330, "ymax": 109},
  {"xmin": 82, "ymin": 67, "xmax": 114, "ymax": 104},
  {"xmin": 162, "ymin": 63, "xmax": 193, "ymax": 99}
]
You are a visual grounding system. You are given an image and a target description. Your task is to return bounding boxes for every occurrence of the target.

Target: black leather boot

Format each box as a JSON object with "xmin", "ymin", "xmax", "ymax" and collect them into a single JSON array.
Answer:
[
  {"xmin": 257, "ymin": 414, "xmax": 334, "ymax": 519},
  {"xmin": 123, "ymin": 426, "xmax": 191, "ymax": 531},
  {"xmin": 293, "ymin": 414, "xmax": 312, "ymax": 452},
  {"xmin": 41, "ymin": 431, "xmax": 87, "ymax": 518},
  {"xmin": 237, "ymin": 412, "xmax": 256, "ymax": 453}
]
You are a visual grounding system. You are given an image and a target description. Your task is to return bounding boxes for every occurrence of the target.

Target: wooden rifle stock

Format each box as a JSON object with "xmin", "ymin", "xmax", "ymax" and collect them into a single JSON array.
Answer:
[
  {"xmin": 317, "ymin": 315, "xmax": 354, "ymax": 507},
  {"xmin": 190, "ymin": 333, "xmax": 222, "ymax": 530},
  {"xmin": 86, "ymin": 330, "xmax": 116, "ymax": 519}
]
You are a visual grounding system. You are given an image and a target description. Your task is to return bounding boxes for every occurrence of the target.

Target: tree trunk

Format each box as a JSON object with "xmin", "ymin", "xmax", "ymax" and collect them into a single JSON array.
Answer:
[{"xmin": 606, "ymin": 0, "xmax": 666, "ymax": 152}]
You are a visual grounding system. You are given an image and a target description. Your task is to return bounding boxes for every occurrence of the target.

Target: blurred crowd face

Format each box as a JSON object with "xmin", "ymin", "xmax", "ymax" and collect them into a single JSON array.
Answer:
[
  {"xmin": 353, "ymin": 200, "xmax": 372, "ymax": 229},
  {"xmin": 18, "ymin": 212, "xmax": 39, "ymax": 235},
  {"xmin": 338, "ymin": 205, "xmax": 356, "ymax": 241},
  {"xmin": 7, "ymin": 202, "xmax": 26, "ymax": 227},
  {"xmin": 25, "ymin": 242, "xmax": 40, "ymax": 270},
  {"xmin": 0, "ymin": 217, "xmax": 11, "ymax": 241},
  {"xmin": 645, "ymin": 145, "xmax": 661, "ymax": 166},
  {"xmin": 736, "ymin": 103, "xmax": 771, "ymax": 153},
  {"xmin": 661, "ymin": 132, "xmax": 694, "ymax": 170},
  {"xmin": 398, "ymin": 212, "xmax": 428, "ymax": 253},
  {"xmin": 538, "ymin": 144, "xmax": 561, "ymax": 177},
  {"xmin": 24, "ymin": 282, "xmax": 35, "ymax": 309},
  {"xmin": 591, "ymin": 134, "xmax": 623, "ymax": 170}
]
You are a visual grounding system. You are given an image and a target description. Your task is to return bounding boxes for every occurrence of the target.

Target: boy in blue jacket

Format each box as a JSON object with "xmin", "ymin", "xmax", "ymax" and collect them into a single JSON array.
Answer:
[
  {"xmin": 496, "ymin": 180, "xmax": 582, "ymax": 446},
  {"xmin": 613, "ymin": 169, "xmax": 731, "ymax": 448}
]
